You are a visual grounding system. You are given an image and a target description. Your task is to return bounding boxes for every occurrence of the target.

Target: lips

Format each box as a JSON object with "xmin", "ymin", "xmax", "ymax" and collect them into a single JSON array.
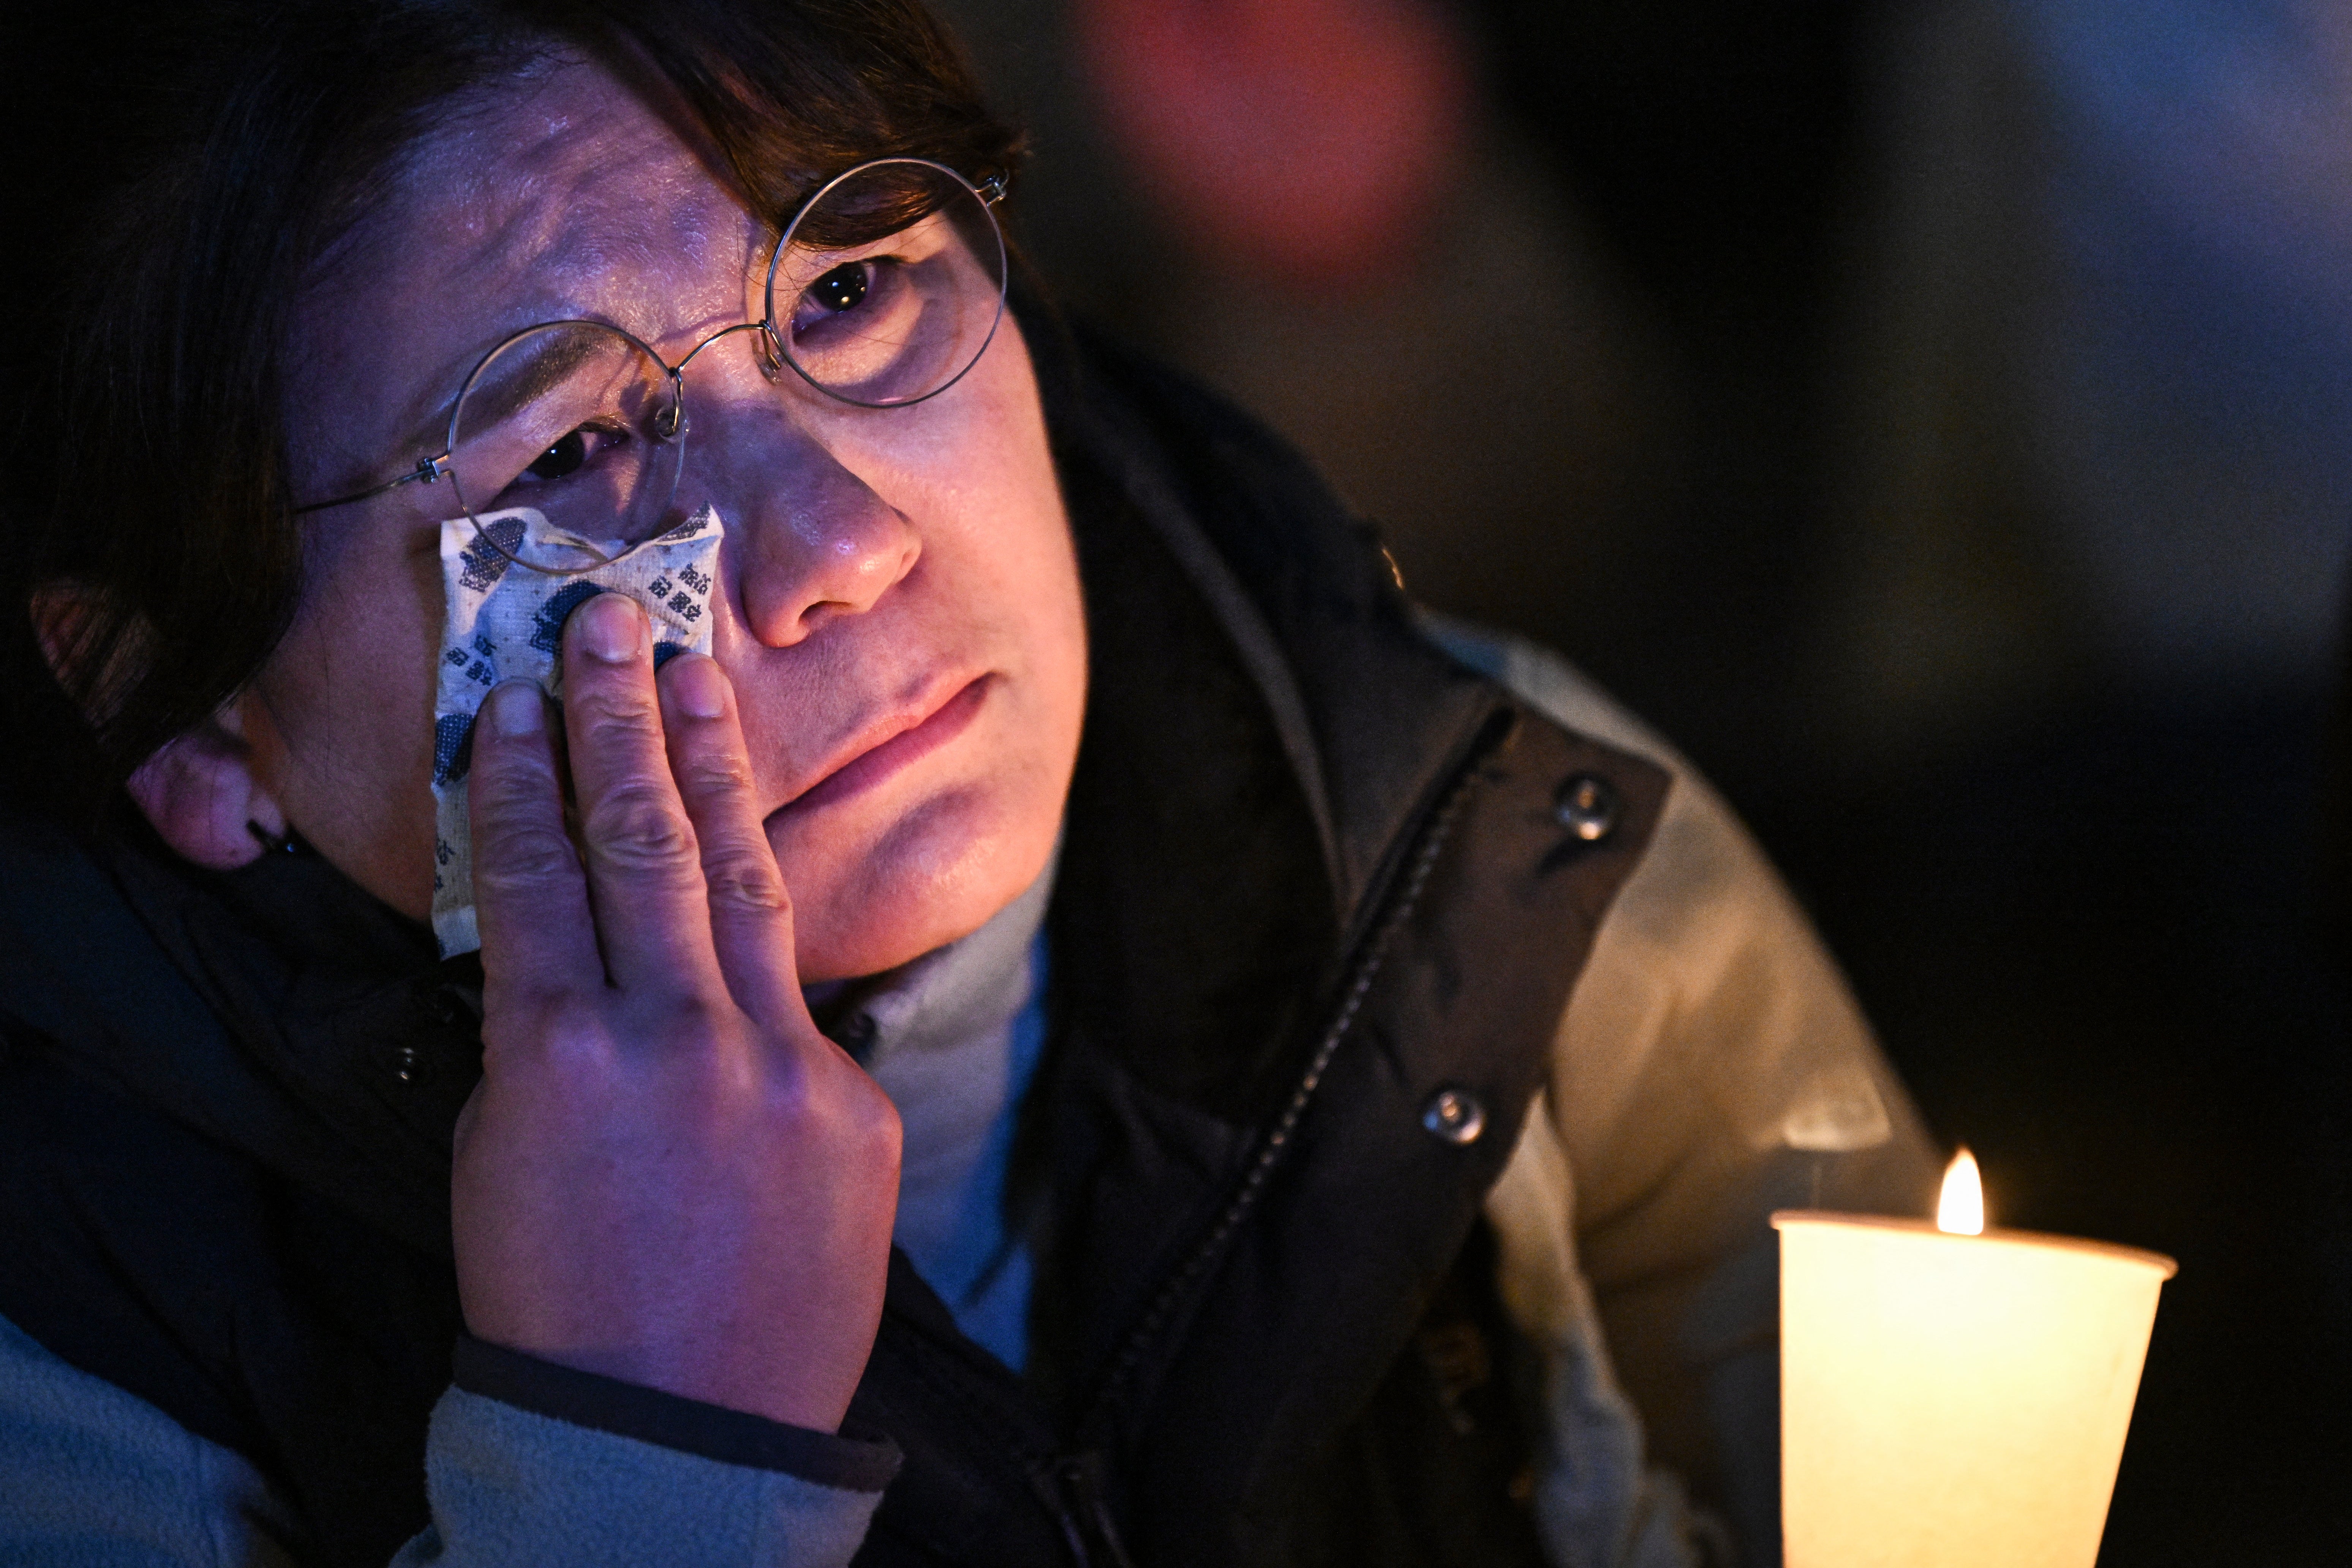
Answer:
[{"xmin": 777, "ymin": 673, "xmax": 991, "ymax": 817}]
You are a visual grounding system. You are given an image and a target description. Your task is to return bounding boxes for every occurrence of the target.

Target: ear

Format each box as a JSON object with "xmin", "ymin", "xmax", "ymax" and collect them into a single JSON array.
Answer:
[
  {"xmin": 124, "ymin": 700, "xmax": 288, "ymax": 871},
  {"xmin": 29, "ymin": 580, "xmax": 289, "ymax": 871}
]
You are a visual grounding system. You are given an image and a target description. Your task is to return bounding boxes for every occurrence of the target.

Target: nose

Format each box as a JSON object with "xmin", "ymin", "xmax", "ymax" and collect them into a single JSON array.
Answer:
[{"xmin": 697, "ymin": 402, "xmax": 920, "ymax": 649}]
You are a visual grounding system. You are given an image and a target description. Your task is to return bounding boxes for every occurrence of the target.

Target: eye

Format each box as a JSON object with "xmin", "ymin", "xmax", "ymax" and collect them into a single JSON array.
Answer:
[
  {"xmin": 525, "ymin": 429, "xmax": 590, "ymax": 481},
  {"xmin": 806, "ymin": 261, "xmax": 869, "ymax": 316}
]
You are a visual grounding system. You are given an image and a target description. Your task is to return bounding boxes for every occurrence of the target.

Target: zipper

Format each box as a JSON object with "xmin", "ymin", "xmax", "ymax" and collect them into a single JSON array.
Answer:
[
  {"xmin": 1079, "ymin": 703, "xmax": 1516, "ymax": 1432},
  {"xmin": 1035, "ymin": 1450, "xmax": 1143, "ymax": 1568}
]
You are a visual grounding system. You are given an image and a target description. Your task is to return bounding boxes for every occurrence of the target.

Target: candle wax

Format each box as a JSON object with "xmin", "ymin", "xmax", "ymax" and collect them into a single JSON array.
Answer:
[{"xmin": 1775, "ymin": 1212, "xmax": 2174, "ymax": 1568}]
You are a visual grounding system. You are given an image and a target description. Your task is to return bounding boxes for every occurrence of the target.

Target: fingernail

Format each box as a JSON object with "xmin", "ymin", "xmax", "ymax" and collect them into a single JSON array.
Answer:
[
  {"xmin": 575, "ymin": 591, "xmax": 644, "ymax": 663},
  {"xmin": 487, "ymin": 679, "xmax": 544, "ymax": 736},
  {"xmin": 669, "ymin": 653, "xmax": 729, "ymax": 719}
]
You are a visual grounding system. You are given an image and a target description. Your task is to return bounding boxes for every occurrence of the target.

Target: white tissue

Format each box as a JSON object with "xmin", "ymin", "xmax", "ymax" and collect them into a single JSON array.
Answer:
[{"xmin": 429, "ymin": 505, "xmax": 726, "ymax": 957}]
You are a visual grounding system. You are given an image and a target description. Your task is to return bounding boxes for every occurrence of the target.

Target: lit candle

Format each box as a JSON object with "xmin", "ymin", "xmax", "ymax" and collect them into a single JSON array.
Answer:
[{"xmin": 1774, "ymin": 1151, "xmax": 2175, "ymax": 1568}]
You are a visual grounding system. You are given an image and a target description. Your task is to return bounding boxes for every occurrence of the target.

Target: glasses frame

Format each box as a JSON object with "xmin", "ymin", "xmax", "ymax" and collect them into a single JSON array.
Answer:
[{"xmin": 290, "ymin": 156, "xmax": 1008, "ymax": 558}]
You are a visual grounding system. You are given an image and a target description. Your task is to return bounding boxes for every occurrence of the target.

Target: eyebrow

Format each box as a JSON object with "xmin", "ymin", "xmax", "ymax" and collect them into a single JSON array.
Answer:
[
  {"xmin": 463, "ymin": 326, "xmax": 618, "ymax": 431},
  {"xmin": 386, "ymin": 322, "xmax": 618, "ymax": 460}
]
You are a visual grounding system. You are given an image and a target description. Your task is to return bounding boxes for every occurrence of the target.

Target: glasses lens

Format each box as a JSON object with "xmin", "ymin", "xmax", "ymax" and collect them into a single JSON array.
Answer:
[
  {"xmin": 447, "ymin": 321, "xmax": 685, "ymax": 572},
  {"xmin": 765, "ymin": 160, "xmax": 1007, "ymax": 408}
]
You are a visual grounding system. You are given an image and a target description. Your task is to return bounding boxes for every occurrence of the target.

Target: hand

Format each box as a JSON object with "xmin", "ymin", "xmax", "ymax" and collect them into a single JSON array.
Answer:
[{"xmin": 451, "ymin": 591, "xmax": 900, "ymax": 1432}]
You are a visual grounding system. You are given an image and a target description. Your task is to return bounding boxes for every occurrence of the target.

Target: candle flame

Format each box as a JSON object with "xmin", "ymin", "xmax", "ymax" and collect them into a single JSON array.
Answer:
[{"xmin": 1937, "ymin": 1147, "xmax": 1985, "ymax": 1234}]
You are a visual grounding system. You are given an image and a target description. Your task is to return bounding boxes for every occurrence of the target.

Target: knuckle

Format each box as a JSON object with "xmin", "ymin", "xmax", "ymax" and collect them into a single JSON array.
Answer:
[
  {"xmin": 851, "ymin": 1083, "xmax": 904, "ymax": 1165},
  {"xmin": 542, "ymin": 996, "xmax": 607, "ymax": 1042},
  {"xmin": 839, "ymin": 1088, "xmax": 904, "ymax": 1178},
  {"xmin": 645, "ymin": 996, "xmax": 725, "ymax": 1055},
  {"xmin": 571, "ymin": 688, "xmax": 664, "ymax": 750},
  {"xmin": 482, "ymin": 995, "xmax": 610, "ymax": 1065},
  {"xmin": 702, "ymin": 846, "xmax": 789, "ymax": 914},
  {"xmin": 677, "ymin": 749, "xmax": 756, "ymax": 801},
  {"xmin": 763, "ymin": 1045, "xmax": 902, "ymax": 1163},
  {"xmin": 583, "ymin": 782, "xmax": 696, "ymax": 870},
  {"xmin": 468, "ymin": 747, "xmax": 557, "ymax": 819},
  {"xmin": 472, "ymin": 822, "xmax": 580, "ymax": 891}
]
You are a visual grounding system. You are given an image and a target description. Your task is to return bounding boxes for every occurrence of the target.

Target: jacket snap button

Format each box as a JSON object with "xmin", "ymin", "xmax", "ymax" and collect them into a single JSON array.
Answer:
[
  {"xmin": 1422, "ymin": 1087, "xmax": 1487, "ymax": 1146},
  {"xmin": 1553, "ymin": 774, "xmax": 1619, "ymax": 842}
]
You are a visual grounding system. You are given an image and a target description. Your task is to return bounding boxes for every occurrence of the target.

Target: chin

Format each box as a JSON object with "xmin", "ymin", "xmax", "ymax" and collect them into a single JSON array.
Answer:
[{"xmin": 774, "ymin": 779, "xmax": 1060, "ymax": 984}]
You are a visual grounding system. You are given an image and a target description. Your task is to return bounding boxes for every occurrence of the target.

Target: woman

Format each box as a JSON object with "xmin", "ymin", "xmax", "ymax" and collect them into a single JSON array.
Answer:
[{"xmin": 0, "ymin": 2, "xmax": 1934, "ymax": 1564}]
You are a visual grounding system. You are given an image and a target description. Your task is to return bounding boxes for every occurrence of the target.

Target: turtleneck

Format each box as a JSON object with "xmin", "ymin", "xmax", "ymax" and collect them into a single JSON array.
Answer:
[{"xmin": 822, "ymin": 851, "xmax": 1056, "ymax": 1372}]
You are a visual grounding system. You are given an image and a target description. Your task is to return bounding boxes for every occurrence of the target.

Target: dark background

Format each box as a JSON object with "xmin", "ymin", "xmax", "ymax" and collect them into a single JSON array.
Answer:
[{"xmin": 934, "ymin": 0, "xmax": 2350, "ymax": 1562}]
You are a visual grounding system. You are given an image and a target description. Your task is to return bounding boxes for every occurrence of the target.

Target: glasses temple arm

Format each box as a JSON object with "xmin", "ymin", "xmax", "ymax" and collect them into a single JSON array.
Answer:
[{"xmin": 291, "ymin": 452, "xmax": 453, "ymax": 516}]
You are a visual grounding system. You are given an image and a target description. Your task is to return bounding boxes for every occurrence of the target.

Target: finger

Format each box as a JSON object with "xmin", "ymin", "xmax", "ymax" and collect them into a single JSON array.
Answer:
[
  {"xmin": 658, "ymin": 652, "xmax": 806, "ymax": 1028},
  {"xmin": 468, "ymin": 678, "xmax": 600, "ymax": 1010},
  {"xmin": 560, "ymin": 591, "xmax": 721, "ymax": 996}
]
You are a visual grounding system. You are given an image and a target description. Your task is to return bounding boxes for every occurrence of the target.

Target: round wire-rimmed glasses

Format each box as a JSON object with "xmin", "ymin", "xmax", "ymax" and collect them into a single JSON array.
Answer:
[{"xmin": 292, "ymin": 156, "xmax": 1008, "ymax": 575}]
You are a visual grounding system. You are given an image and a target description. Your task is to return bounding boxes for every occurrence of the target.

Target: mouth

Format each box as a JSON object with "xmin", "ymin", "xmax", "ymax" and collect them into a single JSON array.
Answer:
[{"xmin": 775, "ymin": 673, "xmax": 993, "ymax": 818}]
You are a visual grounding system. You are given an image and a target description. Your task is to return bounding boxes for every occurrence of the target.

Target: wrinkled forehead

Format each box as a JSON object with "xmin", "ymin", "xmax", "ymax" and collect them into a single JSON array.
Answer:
[
  {"xmin": 287, "ymin": 58, "xmax": 767, "ymax": 490},
  {"xmin": 390, "ymin": 62, "xmax": 758, "ymax": 310}
]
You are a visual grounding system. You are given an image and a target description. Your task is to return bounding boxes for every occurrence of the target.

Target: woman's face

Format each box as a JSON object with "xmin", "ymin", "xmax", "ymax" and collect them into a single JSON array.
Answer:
[{"xmin": 260, "ymin": 61, "xmax": 1086, "ymax": 982}]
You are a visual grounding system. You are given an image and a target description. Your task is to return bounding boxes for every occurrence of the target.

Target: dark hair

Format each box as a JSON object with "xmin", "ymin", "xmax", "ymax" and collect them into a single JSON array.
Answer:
[{"xmin": 0, "ymin": 0, "xmax": 1018, "ymax": 823}]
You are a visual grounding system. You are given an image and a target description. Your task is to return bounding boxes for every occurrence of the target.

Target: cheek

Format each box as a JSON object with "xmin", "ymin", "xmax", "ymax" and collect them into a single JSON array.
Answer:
[
  {"xmin": 246, "ymin": 530, "xmax": 445, "ymax": 918},
  {"xmin": 850, "ymin": 333, "xmax": 1087, "ymax": 682},
  {"xmin": 782, "ymin": 343, "xmax": 1087, "ymax": 978},
  {"xmin": 880, "ymin": 338, "xmax": 1089, "ymax": 801}
]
